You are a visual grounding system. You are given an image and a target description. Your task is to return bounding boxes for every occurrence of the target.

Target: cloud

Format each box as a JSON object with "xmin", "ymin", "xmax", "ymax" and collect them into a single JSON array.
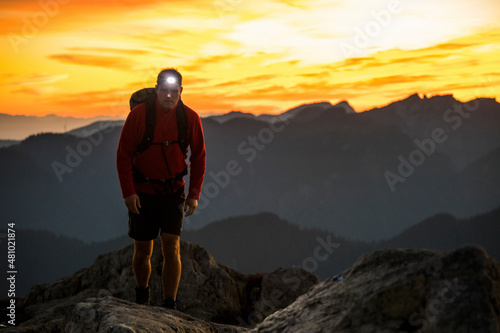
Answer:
[
  {"xmin": 0, "ymin": 73, "xmax": 68, "ymax": 87},
  {"xmin": 0, "ymin": 72, "xmax": 16, "ymax": 81},
  {"xmin": 215, "ymin": 74, "xmax": 276, "ymax": 87},
  {"xmin": 423, "ymin": 42, "xmax": 476, "ymax": 52},
  {"xmin": 202, "ymin": 74, "xmax": 438, "ymax": 110},
  {"xmin": 48, "ymin": 53, "xmax": 137, "ymax": 70},
  {"xmin": 222, "ymin": 81, "xmax": 340, "ymax": 103},
  {"xmin": 182, "ymin": 91, "xmax": 242, "ymax": 114},
  {"xmin": 12, "ymin": 86, "xmax": 57, "ymax": 95},
  {"xmin": 181, "ymin": 54, "xmax": 239, "ymax": 72},
  {"xmin": 52, "ymin": 88, "xmax": 133, "ymax": 117},
  {"xmin": 298, "ymin": 71, "xmax": 331, "ymax": 78},
  {"xmin": 64, "ymin": 47, "xmax": 150, "ymax": 56},
  {"xmin": 360, "ymin": 75, "xmax": 436, "ymax": 87}
]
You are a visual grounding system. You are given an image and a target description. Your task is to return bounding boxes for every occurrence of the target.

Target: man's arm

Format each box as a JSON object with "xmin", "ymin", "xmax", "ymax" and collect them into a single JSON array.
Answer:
[
  {"xmin": 184, "ymin": 198, "xmax": 197, "ymax": 217},
  {"xmin": 185, "ymin": 110, "xmax": 206, "ymax": 215},
  {"xmin": 117, "ymin": 106, "xmax": 144, "ymax": 206},
  {"xmin": 125, "ymin": 194, "xmax": 142, "ymax": 214}
]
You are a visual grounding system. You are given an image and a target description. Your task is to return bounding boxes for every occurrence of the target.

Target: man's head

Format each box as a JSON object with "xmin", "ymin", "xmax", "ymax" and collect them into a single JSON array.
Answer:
[{"xmin": 155, "ymin": 68, "xmax": 183, "ymax": 111}]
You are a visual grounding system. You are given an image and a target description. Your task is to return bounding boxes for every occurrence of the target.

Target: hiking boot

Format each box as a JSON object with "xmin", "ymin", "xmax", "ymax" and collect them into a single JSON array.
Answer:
[
  {"xmin": 162, "ymin": 297, "xmax": 177, "ymax": 310},
  {"xmin": 135, "ymin": 286, "xmax": 150, "ymax": 305}
]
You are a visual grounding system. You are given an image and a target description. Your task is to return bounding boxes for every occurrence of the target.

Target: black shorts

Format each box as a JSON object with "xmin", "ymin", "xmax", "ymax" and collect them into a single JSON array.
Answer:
[{"xmin": 128, "ymin": 187, "xmax": 186, "ymax": 241}]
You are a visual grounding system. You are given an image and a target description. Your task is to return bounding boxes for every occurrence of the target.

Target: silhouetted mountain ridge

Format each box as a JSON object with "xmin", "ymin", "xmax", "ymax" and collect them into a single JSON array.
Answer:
[
  {"xmin": 183, "ymin": 208, "xmax": 500, "ymax": 278},
  {"xmin": 380, "ymin": 207, "xmax": 500, "ymax": 253},
  {"xmin": 0, "ymin": 93, "xmax": 499, "ymax": 242},
  {"xmin": 363, "ymin": 93, "xmax": 500, "ymax": 169},
  {"xmin": 0, "ymin": 113, "xmax": 124, "ymax": 140}
]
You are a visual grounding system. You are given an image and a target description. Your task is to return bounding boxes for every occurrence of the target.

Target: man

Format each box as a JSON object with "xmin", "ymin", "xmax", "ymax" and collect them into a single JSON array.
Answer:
[{"xmin": 116, "ymin": 68, "xmax": 206, "ymax": 309}]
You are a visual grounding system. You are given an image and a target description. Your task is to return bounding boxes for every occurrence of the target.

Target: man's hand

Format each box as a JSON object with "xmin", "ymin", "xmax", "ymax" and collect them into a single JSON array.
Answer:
[
  {"xmin": 184, "ymin": 198, "xmax": 198, "ymax": 217},
  {"xmin": 124, "ymin": 194, "xmax": 141, "ymax": 214}
]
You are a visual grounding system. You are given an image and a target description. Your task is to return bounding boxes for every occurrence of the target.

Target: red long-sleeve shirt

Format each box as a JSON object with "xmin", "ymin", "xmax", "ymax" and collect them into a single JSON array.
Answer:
[{"xmin": 116, "ymin": 99, "xmax": 206, "ymax": 200}]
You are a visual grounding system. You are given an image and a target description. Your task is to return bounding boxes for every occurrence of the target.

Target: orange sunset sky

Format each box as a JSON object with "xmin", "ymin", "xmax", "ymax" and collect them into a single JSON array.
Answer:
[{"xmin": 1, "ymin": 0, "xmax": 500, "ymax": 118}]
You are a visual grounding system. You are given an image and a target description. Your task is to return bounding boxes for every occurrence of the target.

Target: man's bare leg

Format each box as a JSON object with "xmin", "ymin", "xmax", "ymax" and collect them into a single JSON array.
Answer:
[
  {"xmin": 133, "ymin": 240, "xmax": 154, "ymax": 288},
  {"xmin": 161, "ymin": 233, "xmax": 181, "ymax": 300}
]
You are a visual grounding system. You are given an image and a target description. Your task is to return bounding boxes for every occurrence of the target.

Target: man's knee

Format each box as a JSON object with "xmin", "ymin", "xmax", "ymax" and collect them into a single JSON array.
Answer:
[
  {"xmin": 161, "ymin": 233, "xmax": 180, "ymax": 260},
  {"xmin": 134, "ymin": 240, "xmax": 153, "ymax": 262}
]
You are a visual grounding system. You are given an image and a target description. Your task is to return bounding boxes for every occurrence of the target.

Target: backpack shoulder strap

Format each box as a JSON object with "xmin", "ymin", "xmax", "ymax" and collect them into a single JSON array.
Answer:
[
  {"xmin": 176, "ymin": 99, "xmax": 188, "ymax": 159},
  {"xmin": 130, "ymin": 88, "xmax": 157, "ymax": 154},
  {"xmin": 130, "ymin": 87, "xmax": 188, "ymax": 157}
]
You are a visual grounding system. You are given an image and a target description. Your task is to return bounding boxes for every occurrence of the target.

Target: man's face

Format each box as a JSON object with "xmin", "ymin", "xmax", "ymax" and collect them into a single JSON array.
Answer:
[{"xmin": 155, "ymin": 82, "xmax": 182, "ymax": 111}]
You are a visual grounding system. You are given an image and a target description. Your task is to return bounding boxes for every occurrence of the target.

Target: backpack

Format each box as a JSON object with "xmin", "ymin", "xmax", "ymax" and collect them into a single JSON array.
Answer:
[{"xmin": 129, "ymin": 87, "xmax": 188, "ymax": 158}]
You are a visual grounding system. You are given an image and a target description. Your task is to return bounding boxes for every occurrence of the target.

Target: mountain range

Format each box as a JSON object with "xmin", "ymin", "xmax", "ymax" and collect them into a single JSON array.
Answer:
[
  {"xmin": 0, "ymin": 93, "xmax": 499, "ymax": 243},
  {"xmin": 0, "ymin": 113, "xmax": 124, "ymax": 141},
  {"xmin": 194, "ymin": 93, "xmax": 500, "ymax": 239}
]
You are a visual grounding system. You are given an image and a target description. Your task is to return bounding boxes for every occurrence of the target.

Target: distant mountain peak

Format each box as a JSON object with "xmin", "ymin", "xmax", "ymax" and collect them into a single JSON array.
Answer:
[
  {"xmin": 427, "ymin": 93, "xmax": 457, "ymax": 103},
  {"xmin": 333, "ymin": 100, "xmax": 356, "ymax": 114},
  {"xmin": 208, "ymin": 110, "xmax": 257, "ymax": 124},
  {"xmin": 210, "ymin": 102, "xmax": 339, "ymax": 124},
  {"xmin": 67, "ymin": 120, "xmax": 125, "ymax": 138},
  {"xmin": 398, "ymin": 92, "xmax": 423, "ymax": 104},
  {"xmin": 387, "ymin": 93, "xmax": 462, "ymax": 111},
  {"xmin": 282, "ymin": 101, "xmax": 333, "ymax": 116},
  {"xmin": 227, "ymin": 110, "xmax": 253, "ymax": 116}
]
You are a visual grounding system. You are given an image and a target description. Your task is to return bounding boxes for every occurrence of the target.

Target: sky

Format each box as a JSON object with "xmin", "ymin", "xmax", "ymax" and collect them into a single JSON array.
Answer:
[{"xmin": 1, "ymin": 0, "xmax": 499, "ymax": 118}]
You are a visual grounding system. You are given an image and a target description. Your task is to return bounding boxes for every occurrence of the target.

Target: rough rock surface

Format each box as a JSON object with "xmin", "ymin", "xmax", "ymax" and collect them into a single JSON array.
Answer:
[
  {"xmin": 63, "ymin": 296, "xmax": 246, "ymax": 333},
  {"xmin": 251, "ymin": 245, "xmax": 500, "ymax": 333},
  {"xmin": 8, "ymin": 240, "xmax": 318, "ymax": 332}
]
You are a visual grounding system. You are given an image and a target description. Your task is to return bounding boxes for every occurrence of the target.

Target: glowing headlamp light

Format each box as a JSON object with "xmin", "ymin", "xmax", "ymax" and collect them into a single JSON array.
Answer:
[{"xmin": 166, "ymin": 76, "xmax": 177, "ymax": 84}]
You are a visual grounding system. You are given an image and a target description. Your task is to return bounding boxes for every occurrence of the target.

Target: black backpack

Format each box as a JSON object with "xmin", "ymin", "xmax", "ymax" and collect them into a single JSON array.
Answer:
[{"xmin": 129, "ymin": 87, "xmax": 188, "ymax": 158}]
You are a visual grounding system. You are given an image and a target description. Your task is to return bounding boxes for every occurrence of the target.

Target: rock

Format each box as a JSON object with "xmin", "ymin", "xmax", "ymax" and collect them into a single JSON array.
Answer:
[
  {"xmin": 10, "ymin": 241, "xmax": 498, "ymax": 332},
  {"xmin": 63, "ymin": 296, "xmax": 246, "ymax": 333},
  {"xmin": 10, "ymin": 240, "xmax": 318, "ymax": 331},
  {"xmin": 251, "ymin": 245, "xmax": 500, "ymax": 333},
  {"xmin": 239, "ymin": 267, "xmax": 320, "ymax": 326}
]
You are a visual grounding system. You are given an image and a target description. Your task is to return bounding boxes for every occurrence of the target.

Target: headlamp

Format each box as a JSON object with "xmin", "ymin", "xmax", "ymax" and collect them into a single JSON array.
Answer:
[{"xmin": 166, "ymin": 76, "xmax": 177, "ymax": 84}]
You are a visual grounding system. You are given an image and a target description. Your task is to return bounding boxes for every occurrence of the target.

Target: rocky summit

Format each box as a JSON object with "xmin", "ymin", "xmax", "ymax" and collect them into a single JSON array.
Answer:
[
  {"xmin": 4, "ymin": 243, "xmax": 500, "ymax": 332},
  {"xmin": 7, "ymin": 240, "xmax": 318, "ymax": 332}
]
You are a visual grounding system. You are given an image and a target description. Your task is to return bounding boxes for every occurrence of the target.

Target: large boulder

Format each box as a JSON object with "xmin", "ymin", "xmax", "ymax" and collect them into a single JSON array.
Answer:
[
  {"xmin": 251, "ymin": 245, "xmax": 500, "ymax": 333},
  {"xmin": 63, "ymin": 296, "xmax": 246, "ymax": 333},
  {"xmin": 9, "ymin": 240, "xmax": 318, "ymax": 331}
]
